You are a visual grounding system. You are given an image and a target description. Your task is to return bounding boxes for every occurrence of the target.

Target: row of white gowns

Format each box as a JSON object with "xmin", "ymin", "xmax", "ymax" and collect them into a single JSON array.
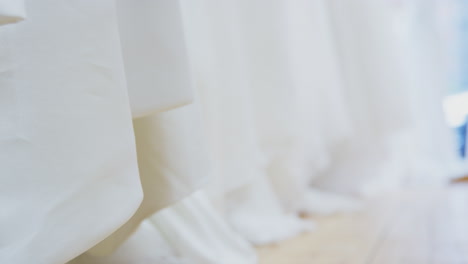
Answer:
[{"xmin": 0, "ymin": 0, "xmax": 462, "ymax": 263}]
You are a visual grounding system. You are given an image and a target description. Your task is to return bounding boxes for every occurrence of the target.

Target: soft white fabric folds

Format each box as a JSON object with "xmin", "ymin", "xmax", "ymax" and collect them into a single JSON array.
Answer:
[
  {"xmin": 86, "ymin": 0, "xmax": 202, "ymax": 256},
  {"xmin": 88, "ymin": 103, "xmax": 209, "ymax": 255},
  {"xmin": 0, "ymin": 0, "xmax": 25, "ymax": 25},
  {"xmin": 69, "ymin": 221, "xmax": 188, "ymax": 264},
  {"xmin": 180, "ymin": 0, "xmax": 314, "ymax": 244},
  {"xmin": 0, "ymin": 1, "xmax": 142, "ymax": 263},
  {"xmin": 116, "ymin": 0, "xmax": 193, "ymax": 118},
  {"xmin": 1, "ymin": 0, "xmax": 462, "ymax": 263},
  {"xmin": 151, "ymin": 191, "xmax": 257, "ymax": 264}
]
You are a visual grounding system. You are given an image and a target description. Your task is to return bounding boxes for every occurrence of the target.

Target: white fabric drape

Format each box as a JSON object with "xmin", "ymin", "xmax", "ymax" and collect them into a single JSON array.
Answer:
[
  {"xmin": 116, "ymin": 0, "xmax": 193, "ymax": 118},
  {"xmin": 259, "ymin": 0, "xmax": 359, "ymax": 214},
  {"xmin": 0, "ymin": 1, "xmax": 142, "ymax": 263},
  {"xmin": 87, "ymin": 0, "xmax": 205, "ymax": 256},
  {"xmin": 72, "ymin": 191, "xmax": 257, "ymax": 264},
  {"xmin": 151, "ymin": 190, "xmax": 257, "ymax": 264},
  {"xmin": 0, "ymin": 0, "xmax": 25, "ymax": 25},
  {"xmin": 310, "ymin": 0, "xmax": 411, "ymax": 196},
  {"xmin": 180, "ymin": 0, "xmax": 314, "ymax": 245},
  {"xmin": 1, "ymin": 0, "xmax": 463, "ymax": 263},
  {"xmin": 88, "ymin": 104, "xmax": 209, "ymax": 256}
]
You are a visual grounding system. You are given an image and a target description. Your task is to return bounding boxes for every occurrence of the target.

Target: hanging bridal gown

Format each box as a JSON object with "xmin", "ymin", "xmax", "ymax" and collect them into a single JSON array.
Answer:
[
  {"xmin": 76, "ymin": 0, "xmax": 258, "ymax": 262},
  {"xmin": 180, "ymin": 0, "xmax": 312, "ymax": 245},
  {"xmin": 88, "ymin": 0, "xmax": 207, "ymax": 256},
  {"xmin": 74, "ymin": 98, "xmax": 257, "ymax": 264},
  {"xmin": 180, "ymin": 0, "xmax": 264, "ymax": 195},
  {"xmin": 313, "ymin": 0, "xmax": 412, "ymax": 196},
  {"xmin": 0, "ymin": 0, "xmax": 25, "ymax": 25},
  {"xmin": 0, "ymin": 0, "xmax": 143, "ymax": 263},
  {"xmin": 88, "ymin": 104, "xmax": 208, "ymax": 256},
  {"xmin": 261, "ymin": 0, "xmax": 360, "ymax": 215}
]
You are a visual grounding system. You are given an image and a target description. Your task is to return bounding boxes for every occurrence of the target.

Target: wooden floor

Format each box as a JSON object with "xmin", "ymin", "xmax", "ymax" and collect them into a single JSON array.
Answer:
[{"xmin": 258, "ymin": 185, "xmax": 468, "ymax": 264}]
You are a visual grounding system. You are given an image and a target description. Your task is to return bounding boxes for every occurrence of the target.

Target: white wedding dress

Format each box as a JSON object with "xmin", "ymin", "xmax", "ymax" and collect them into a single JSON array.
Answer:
[
  {"xmin": 75, "ymin": 0, "xmax": 261, "ymax": 261},
  {"xmin": 0, "ymin": 1, "xmax": 142, "ymax": 263},
  {"xmin": 260, "ymin": 0, "xmax": 360, "ymax": 215},
  {"xmin": 87, "ymin": 0, "xmax": 207, "ymax": 256},
  {"xmin": 180, "ymin": 0, "xmax": 313, "ymax": 244},
  {"xmin": 4, "ymin": 1, "xmax": 464, "ymax": 263},
  {"xmin": 312, "ymin": 0, "xmax": 413, "ymax": 196},
  {"xmin": 1, "ymin": 0, "xmax": 211, "ymax": 262},
  {"xmin": 88, "ymin": 103, "xmax": 208, "ymax": 256}
]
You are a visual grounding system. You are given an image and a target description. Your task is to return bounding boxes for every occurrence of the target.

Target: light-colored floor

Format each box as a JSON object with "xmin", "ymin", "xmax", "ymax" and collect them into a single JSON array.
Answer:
[{"xmin": 258, "ymin": 185, "xmax": 468, "ymax": 264}]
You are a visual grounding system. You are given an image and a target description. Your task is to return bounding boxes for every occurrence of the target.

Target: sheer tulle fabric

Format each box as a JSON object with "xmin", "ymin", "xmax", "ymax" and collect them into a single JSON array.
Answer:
[
  {"xmin": 259, "ymin": 0, "xmax": 357, "ymax": 214},
  {"xmin": 312, "ymin": 0, "xmax": 413, "ymax": 195},
  {"xmin": 181, "ymin": 0, "xmax": 314, "ymax": 244}
]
